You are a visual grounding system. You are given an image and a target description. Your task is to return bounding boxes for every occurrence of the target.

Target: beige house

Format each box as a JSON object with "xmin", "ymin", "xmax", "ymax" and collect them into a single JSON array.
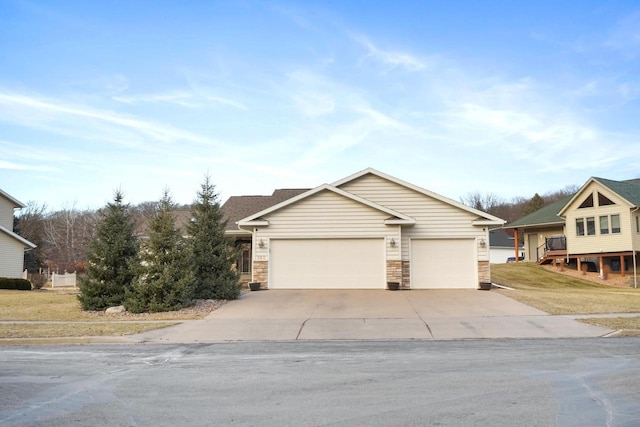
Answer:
[
  {"xmin": 0, "ymin": 189, "xmax": 36, "ymax": 278},
  {"xmin": 506, "ymin": 177, "xmax": 640, "ymax": 281},
  {"xmin": 223, "ymin": 168, "xmax": 504, "ymax": 289}
]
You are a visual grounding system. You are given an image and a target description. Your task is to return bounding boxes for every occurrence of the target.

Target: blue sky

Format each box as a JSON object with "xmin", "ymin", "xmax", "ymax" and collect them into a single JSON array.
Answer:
[{"xmin": 1, "ymin": 1, "xmax": 640, "ymax": 211}]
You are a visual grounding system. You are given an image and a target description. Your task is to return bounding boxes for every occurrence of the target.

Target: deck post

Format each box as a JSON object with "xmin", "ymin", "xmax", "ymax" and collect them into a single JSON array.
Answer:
[
  {"xmin": 620, "ymin": 255, "xmax": 625, "ymax": 277},
  {"xmin": 599, "ymin": 256, "xmax": 604, "ymax": 279}
]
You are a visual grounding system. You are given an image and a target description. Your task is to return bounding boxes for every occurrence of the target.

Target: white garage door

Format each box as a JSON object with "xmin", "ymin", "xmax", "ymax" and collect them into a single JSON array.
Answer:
[
  {"xmin": 270, "ymin": 239, "xmax": 385, "ymax": 289},
  {"xmin": 411, "ymin": 239, "xmax": 477, "ymax": 289}
]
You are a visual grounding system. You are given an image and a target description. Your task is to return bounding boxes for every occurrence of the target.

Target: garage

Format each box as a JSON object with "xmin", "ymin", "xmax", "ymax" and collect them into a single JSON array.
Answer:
[
  {"xmin": 270, "ymin": 238, "xmax": 385, "ymax": 289},
  {"xmin": 411, "ymin": 239, "xmax": 477, "ymax": 289}
]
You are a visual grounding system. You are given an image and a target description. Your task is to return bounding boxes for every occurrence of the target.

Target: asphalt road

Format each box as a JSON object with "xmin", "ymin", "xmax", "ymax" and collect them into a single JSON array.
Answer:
[{"xmin": 1, "ymin": 339, "xmax": 640, "ymax": 426}]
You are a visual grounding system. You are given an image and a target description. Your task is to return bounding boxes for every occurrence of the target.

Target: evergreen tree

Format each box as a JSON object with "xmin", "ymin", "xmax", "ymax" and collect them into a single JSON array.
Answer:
[
  {"xmin": 524, "ymin": 193, "xmax": 545, "ymax": 215},
  {"xmin": 125, "ymin": 189, "xmax": 195, "ymax": 313},
  {"xmin": 188, "ymin": 175, "xmax": 241, "ymax": 300},
  {"xmin": 78, "ymin": 191, "xmax": 139, "ymax": 310}
]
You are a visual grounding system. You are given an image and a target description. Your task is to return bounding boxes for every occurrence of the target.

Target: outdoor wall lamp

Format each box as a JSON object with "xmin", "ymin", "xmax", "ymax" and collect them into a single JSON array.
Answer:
[
  {"xmin": 479, "ymin": 238, "xmax": 487, "ymax": 248},
  {"xmin": 258, "ymin": 239, "xmax": 265, "ymax": 248},
  {"xmin": 389, "ymin": 238, "xmax": 396, "ymax": 247}
]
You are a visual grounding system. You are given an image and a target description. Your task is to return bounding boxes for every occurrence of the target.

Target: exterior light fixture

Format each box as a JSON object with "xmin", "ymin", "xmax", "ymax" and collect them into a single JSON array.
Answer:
[
  {"xmin": 479, "ymin": 238, "xmax": 487, "ymax": 248},
  {"xmin": 258, "ymin": 239, "xmax": 265, "ymax": 248},
  {"xmin": 389, "ymin": 238, "xmax": 396, "ymax": 247}
]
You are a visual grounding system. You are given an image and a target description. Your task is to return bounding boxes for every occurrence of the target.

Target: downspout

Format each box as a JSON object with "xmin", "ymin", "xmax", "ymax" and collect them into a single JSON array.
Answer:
[{"xmin": 632, "ymin": 207, "xmax": 639, "ymax": 289}]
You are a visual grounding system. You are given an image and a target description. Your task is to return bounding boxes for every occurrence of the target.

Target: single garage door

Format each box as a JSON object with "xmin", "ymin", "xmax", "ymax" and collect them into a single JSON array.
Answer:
[
  {"xmin": 270, "ymin": 239, "xmax": 385, "ymax": 289},
  {"xmin": 411, "ymin": 239, "xmax": 477, "ymax": 289}
]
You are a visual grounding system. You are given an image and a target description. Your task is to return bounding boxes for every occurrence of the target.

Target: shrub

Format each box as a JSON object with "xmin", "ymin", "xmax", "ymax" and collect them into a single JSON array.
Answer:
[
  {"xmin": 0, "ymin": 278, "xmax": 32, "ymax": 290},
  {"xmin": 29, "ymin": 273, "xmax": 47, "ymax": 290}
]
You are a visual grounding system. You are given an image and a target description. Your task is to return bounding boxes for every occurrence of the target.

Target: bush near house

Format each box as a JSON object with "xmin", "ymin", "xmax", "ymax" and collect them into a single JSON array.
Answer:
[{"xmin": 0, "ymin": 278, "xmax": 31, "ymax": 290}]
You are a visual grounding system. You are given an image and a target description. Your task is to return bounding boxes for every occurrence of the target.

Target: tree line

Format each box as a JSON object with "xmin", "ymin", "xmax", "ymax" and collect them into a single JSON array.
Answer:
[
  {"xmin": 16, "ymin": 176, "xmax": 240, "ymax": 312},
  {"xmin": 459, "ymin": 185, "xmax": 579, "ymax": 225}
]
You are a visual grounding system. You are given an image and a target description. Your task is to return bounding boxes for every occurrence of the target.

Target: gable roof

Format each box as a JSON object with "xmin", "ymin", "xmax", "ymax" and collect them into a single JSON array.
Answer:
[
  {"xmin": 237, "ymin": 184, "xmax": 417, "ymax": 227},
  {"xmin": 333, "ymin": 168, "xmax": 505, "ymax": 225},
  {"xmin": 558, "ymin": 177, "xmax": 640, "ymax": 216},
  {"xmin": 0, "ymin": 224, "xmax": 37, "ymax": 249},
  {"xmin": 0, "ymin": 188, "xmax": 26, "ymax": 209},
  {"xmin": 221, "ymin": 189, "xmax": 309, "ymax": 232},
  {"xmin": 505, "ymin": 196, "xmax": 572, "ymax": 229}
]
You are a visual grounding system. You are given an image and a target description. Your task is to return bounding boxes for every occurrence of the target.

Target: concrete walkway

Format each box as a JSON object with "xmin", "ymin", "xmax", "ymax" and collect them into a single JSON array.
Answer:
[{"xmin": 134, "ymin": 290, "xmax": 613, "ymax": 343}]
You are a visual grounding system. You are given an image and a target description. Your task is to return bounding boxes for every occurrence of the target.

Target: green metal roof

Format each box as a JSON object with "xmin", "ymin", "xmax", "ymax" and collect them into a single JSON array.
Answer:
[{"xmin": 505, "ymin": 196, "xmax": 572, "ymax": 228}]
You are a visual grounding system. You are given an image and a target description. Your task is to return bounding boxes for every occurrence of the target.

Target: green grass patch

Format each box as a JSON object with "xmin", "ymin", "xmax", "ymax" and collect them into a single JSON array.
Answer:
[{"xmin": 492, "ymin": 263, "xmax": 640, "ymax": 315}]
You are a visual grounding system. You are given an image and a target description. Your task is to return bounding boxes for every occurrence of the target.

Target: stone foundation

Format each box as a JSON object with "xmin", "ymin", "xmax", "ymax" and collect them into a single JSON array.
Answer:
[
  {"xmin": 402, "ymin": 260, "xmax": 411, "ymax": 289},
  {"xmin": 252, "ymin": 260, "xmax": 268, "ymax": 288},
  {"xmin": 478, "ymin": 260, "xmax": 490, "ymax": 285},
  {"xmin": 386, "ymin": 260, "xmax": 402, "ymax": 286}
]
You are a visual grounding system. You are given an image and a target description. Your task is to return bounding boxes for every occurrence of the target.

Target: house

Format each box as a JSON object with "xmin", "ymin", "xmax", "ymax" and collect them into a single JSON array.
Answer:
[
  {"xmin": 489, "ymin": 228, "xmax": 523, "ymax": 263},
  {"xmin": 222, "ymin": 168, "xmax": 504, "ymax": 289},
  {"xmin": 505, "ymin": 177, "xmax": 640, "ymax": 279},
  {"xmin": 0, "ymin": 188, "xmax": 37, "ymax": 278}
]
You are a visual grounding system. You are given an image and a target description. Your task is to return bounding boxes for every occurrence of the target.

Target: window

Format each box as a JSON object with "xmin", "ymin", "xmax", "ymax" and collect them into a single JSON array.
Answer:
[
  {"xmin": 598, "ymin": 192, "xmax": 615, "ymax": 206},
  {"xmin": 599, "ymin": 216, "xmax": 609, "ymax": 234},
  {"xmin": 576, "ymin": 218, "xmax": 585, "ymax": 236},
  {"xmin": 586, "ymin": 217, "xmax": 596, "ymax": 235},
  {"xmin": 579, "ymin": 194, "xmax": 594, "ymax": 208},
  {"xmin": 611, "ymin": 214, "xmax": 621, "ymax": 234}
]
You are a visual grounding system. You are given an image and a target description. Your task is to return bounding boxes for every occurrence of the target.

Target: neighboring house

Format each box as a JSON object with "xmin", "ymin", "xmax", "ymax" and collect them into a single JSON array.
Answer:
[
  {"xmin": 504, "ymin": 197, "xmax": 571, "ymax": 262},
  {"xmin": 489, "ymin": 229, "xmax": 523, "ymax": 264},
  {"xmin": 223, "ymin": 168, "xmax": 504, "ymax": 289},
  {"xmin": 0, "ymin": 188, "xmax": 36, "ymax": 278},
  {"xmin": 505, "ymin": 177, "xmax": 640, "ymax": 278}
]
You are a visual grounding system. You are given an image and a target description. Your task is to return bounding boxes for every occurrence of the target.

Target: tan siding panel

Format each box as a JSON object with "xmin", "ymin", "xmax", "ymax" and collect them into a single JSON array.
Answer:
[{"xmin": 0, "ymin": 236, "xmax": 25, "ymax": 278}]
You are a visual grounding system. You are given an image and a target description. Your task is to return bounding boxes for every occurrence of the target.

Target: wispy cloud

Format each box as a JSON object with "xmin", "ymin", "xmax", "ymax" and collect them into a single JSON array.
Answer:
[
  {"xmin": 0, "ymin": 92, "xmax": 218, "ymax": 146},
  {"xmin": 113, "ymin": 91, "xmax": 199, "ymax": 108},
  {"xmin": 204, "ymin": 95, "xmax": 248, "ymax": 110},
  {"xmin": 0, "ymin": 159, "xmax": 59, "ymax": 172},
  {"xmin": 355, "ymin": 35, "xmax": 429, "ymax": 72}
]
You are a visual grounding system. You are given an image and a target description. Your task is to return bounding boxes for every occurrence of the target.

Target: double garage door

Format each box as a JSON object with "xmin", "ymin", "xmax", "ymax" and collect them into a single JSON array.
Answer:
[
  {"xmin": 268, "ymin": 238, "xmax": 478, "ymax": 289},
  {"xmin": 270, "ymin": 239, "xmax": 385, "ymax": 289}
]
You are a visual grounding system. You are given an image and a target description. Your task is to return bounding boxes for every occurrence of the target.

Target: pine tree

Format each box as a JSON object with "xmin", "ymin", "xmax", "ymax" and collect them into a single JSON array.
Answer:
[
  {"xmin": 524, "ymin": 193, "xmax": 545, "ymax": 215},
  {"xmin": 188, "ymin": 175, "xmax": 241, "ymax": 300},
  {"xmin": 78, "ymin": 191, "xmax": 139, "ymax": 310},
  {"xmin": 125, "ymin": 189, "xmax": 195, "ymax": 313}
]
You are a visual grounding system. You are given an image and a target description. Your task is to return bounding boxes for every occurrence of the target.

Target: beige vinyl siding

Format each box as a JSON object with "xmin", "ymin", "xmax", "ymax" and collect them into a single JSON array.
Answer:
[
  {"xmin": 633, "ymin": 211, "xmax": 640, "ymax": 254},
  {"xmin": 0, "ymin": 236, "xmax": 25, "ymax": 278},
  {"xmin": 564, "ymin": 182, "xmax": 633, "ymax": 254},
  {"xmin": 253, "ymin": 190, "xmax": 398, "ymax": 260},
  {"xmin": 0, "ymin": 197, "xmax": 15, "ymax": 230},
  {"xmin": 338, "ymin": 174, "xmax": 486, "ymax": 260}
]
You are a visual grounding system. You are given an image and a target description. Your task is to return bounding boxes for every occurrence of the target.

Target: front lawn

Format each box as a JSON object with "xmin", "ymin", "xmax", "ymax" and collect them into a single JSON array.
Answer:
[
  {"xmin": 0, "ymin": 289, "xmax": 221, "ymax": 340},
  {"xmin": 492, "ymin": 263, "xmax": 640, "ymax": 333}
]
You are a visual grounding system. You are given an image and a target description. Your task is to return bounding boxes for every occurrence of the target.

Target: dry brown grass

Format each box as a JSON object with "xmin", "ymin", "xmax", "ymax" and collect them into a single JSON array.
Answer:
[
  {"xmin": 0, "ymin": 322, "xmax": 175, "ymax": 338},
  {"xmin": 0, "ymin": 289, "xmax": 224, "ymax": 340},
  {"xmin": 492, "ymin": 263, "xmax": 640, "ymax": 315},
  {"xmin": 580, "ymin": 317, "xmax": 640, "ymax": 336}
]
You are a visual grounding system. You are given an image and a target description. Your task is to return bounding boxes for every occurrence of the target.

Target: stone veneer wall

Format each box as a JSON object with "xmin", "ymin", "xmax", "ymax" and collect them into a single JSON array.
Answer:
[
  {"xmin": 401, "ymin": 261, "xmax": 410, "ymax": 289},
  {"xmin": 253, "ymin": 260, "xmax": 268, "ymax": 288},
  {"xmin": 478, "ymin": 260, "xmax": 490, "ymax": 284},
  {"xmin": 386, "ymin": 260, "xmax": 402, "ymax": 286}
]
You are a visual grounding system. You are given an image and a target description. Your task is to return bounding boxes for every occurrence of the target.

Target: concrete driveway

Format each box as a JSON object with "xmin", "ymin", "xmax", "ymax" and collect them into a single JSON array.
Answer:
[{"xmin": 134, "ymin": 289, "xmax": 612, "ymax": 343}]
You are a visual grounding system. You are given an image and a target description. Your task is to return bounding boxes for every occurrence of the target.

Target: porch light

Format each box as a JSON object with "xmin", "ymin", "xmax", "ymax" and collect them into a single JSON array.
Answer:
[
  {"xmin": 258, "ymin": 239, "xmax": 265, "ymax": 248},
  {"xmin": 389, "ymin": 238, "xmax": 396, "ymax": 247},
  {"xmin": 479, "ymin": 238, "xmax": 487, "ymax": 248}
]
